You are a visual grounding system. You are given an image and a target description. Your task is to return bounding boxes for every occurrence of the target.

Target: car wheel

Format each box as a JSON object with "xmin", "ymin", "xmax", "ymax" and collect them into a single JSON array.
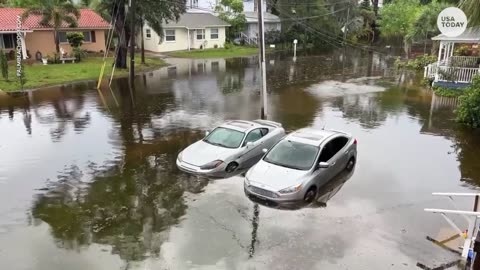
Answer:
[
  {"xmin": 226, "ymin": 162, "xmax": 239, "ymax": 173},
  {"xmin": 346, "ymin": 157, "xmax": 356, "ymax": 171},
  {"xmin": 303, "ymin": 186, "xmax": 317, "ymax": 203}
]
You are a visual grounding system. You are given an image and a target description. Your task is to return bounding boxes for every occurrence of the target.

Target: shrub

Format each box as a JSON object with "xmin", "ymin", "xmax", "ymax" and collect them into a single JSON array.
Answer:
[
  {"xmin": 67, "ymin": 32, "xmax": 84, "ymax": 48},
  {"xmin": 72, "ymin": 47, "xmax": 86, "ymax": 61},
  {"xmin": 224, "ymin": 42, "xmax": 233, "ymax": 50},
  {"xmin": 454, "ymin": 45, "xmax": 471, "ymax": 56},
  {"xmin": 433, "ymin": 86, "xmax": 463, "ymax": 97},
  {"xmin": 0, "ymin": 51, "xmax": 8, "ymax": 81},
  {"xmin": 456, "ymin": 76, "xmax": 480, "ymax": 128},
  {"xmin": 395, "ymin": 54, "xmax": 437, "ymax": 71}
]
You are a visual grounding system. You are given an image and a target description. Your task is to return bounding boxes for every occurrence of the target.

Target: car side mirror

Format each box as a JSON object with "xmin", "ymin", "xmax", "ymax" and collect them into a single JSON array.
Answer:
[
  {"xmin": 246, "ymin": 141, "xmax": 254, "ymax": 148},
  {"xmin": 205, "ymin": 131, "xmax": 210, "ymax": 136},
  {"xmin": 262, "ymin": 148, "xmax": 268, "ymax": 153},
  {"xmin": 318, "ymin": 162, "xmax": 330, "ymax": 169}
]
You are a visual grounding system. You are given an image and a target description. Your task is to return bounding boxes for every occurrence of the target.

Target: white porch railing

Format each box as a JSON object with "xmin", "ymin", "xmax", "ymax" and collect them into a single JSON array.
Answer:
[
  {"xmin": 240, "ymin": 32, "xmax": 258, "ymax": 46},
  {"xmin": 424, "ymin": 62, "xmax": 438, "ymax": 79},
  {"xmin": 437, "ymin": 66, "xmax": 480, "ymax": 83}
]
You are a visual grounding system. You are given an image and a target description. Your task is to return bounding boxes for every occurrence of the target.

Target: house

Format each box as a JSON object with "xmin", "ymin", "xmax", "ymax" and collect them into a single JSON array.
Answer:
[
  {"xmin": 184, "ymin": 0, "xmax": 279, "ymax": 44},
  {"xmin": 424, "ymin": 27, "xmax": 480, "ymax": 88},
  {"xmin": 0, "ymin": 8, "xmax": 110, "ymax": 60},
  {"xmin": 142, "ymin": 13, "xmax": 230, "ymax": 53},
  {"xmin": 242, "ymin": 11, "xmax": 281, "ymax": 45}
]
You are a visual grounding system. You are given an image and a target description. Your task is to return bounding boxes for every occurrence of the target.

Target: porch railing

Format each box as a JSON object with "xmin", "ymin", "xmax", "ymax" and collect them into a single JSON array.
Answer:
[
  {"xmin": 437, "ymin": 66, "xmax": 480, "ymax": 83},
  {"xmin": 424, "ymin": 62, "xmax": 438, "ymax": 79}
]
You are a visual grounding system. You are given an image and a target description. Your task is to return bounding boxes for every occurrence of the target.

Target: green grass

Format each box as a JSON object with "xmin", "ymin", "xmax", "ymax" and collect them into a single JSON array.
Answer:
[
  {"xmin": 168, "ymin": 46, "xmax": 259, "ymax": 58},
  {"xmin": 0, "ymin": 55, "xmax": 166, "ymax": 92},
  {"xmin": 433, "ymin": 86, "xmax": 465, "ymax": 97}
]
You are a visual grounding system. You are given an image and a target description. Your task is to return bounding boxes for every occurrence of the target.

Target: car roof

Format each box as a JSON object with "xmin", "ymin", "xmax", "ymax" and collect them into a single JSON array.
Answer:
[
  {"xmin": 220, "ymin": 120, "xmax": 278, "ymax": 132},
  {"xmin": 285, "ymin": 128, "xmax": 350, "ymax": 146}
]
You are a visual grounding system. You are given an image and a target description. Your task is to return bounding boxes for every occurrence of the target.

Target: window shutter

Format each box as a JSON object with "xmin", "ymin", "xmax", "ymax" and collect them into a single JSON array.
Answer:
[{"xmin": 91, "ymin": 31, "xmax": 96, "ymax": 43}]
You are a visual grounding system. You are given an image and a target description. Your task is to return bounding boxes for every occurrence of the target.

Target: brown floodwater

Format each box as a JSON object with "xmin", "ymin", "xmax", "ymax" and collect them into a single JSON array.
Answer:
[{"xmin": 1, "ymin": 50, "xmax": 480, "ymax": 269}]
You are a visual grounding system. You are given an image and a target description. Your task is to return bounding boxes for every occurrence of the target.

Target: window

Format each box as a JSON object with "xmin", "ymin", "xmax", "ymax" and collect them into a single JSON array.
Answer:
[
  {"xmin": 210, "ymin": 28, "xmax": 219, "ymax": 39},
  {"xmin": 264, "ymin": 141, "xmax": 319, "ymax": 170},
  {"xmin": 318, "ymin": 137, "xmax": 348, "ymax": 163},
  {"xmin": 203, "ymin": 127, "xmax": 245, "ymax": 149},
  {"xmin": 165, "ymin": 30, "xmax": 175, "ymax": 42},
  {"xmin": 146, "ymin": 29, "xmax": 151, "ymax": 39},
  {"xmin": 1, "ymin": 34, "xmax": 16, "ymax": 49},
  {"xmin": 243, "ymin": 129, "xmax": 264, "ymax": 146},
  {"xmin": 82, "ymin": 31, "xmax": 92, "ymax": 42},
  {"xmin": 58, "ymin": 32, "xmax": 68, "ymax": 43},
  {"xmin": 196, "ymin": 29, "xmax": 205, "ymax": 40},
  {"xmin": 57, "ymin": 31, "xmax": 94, "ymax": 43}
]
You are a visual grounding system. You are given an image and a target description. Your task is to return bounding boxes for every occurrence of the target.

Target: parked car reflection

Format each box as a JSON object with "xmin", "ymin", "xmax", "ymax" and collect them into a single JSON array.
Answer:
[{"xmin": 246, "ymin": 168, "xmax": 354, "ymax": 210}]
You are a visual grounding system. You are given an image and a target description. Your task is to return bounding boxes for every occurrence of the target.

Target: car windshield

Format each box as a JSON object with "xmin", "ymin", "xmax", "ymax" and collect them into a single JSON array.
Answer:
[
  {"xmin": 203, "ymin": 127, "xmax": 245, "ymax": 148},
  {"xmin": 264, "ymin": 140, "xmax": 319, "ymax": 170}
]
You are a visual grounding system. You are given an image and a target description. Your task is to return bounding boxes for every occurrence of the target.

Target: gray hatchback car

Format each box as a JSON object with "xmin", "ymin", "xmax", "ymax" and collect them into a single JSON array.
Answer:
[{"xmin": 244, "ymin": 128, "xmax": 357, "ymax": 203}]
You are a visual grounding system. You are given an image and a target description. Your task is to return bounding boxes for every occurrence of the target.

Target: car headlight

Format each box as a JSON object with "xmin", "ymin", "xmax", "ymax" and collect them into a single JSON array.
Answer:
[
  {"xmin": 177, "ymin": 151, "xmax": 183, "ymax": 162},
  {"xmin": 244, "ymin": 178, "xmax": 250, "ymax": 187},
  {"xmin": 279, "ymin": 183, "xmax": 302, "ymax": 194},
  {"xmin": 200, "ymin": 160, "xmax": 224, "ymax": 170}
]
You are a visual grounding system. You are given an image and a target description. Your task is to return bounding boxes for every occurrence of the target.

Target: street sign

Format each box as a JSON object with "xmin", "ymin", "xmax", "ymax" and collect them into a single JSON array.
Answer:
[{"xmin": 437, "ymin": 7, "xmax": 467, "ymax": 37}]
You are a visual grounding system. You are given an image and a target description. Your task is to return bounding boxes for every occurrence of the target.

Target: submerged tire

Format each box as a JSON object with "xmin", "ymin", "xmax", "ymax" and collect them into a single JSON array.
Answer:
[{"xmin": 226, "ymin": 162, "xmax": 239, "ymax": 173}]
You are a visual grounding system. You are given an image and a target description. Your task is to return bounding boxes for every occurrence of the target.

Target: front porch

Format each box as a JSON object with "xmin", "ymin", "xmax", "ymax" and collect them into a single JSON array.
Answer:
[{"xmin": 424, "ymin": 27, "xmax": 480, "ymax": 86}]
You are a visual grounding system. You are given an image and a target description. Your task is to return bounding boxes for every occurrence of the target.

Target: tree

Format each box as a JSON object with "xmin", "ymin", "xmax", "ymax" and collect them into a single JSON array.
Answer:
[
  {"xmin": 215, "ymin": 0, "xmax": 246, "ymax": 42},
  {"xmin": 0, "ymin": 51, "xmax": 8, "ymax": 81},
  {"xmin": 67, "ymin": 32, "xmax": 85, "ymax": 61},
  {"xmin": 408, "ymin": 1, "xmax": 449, "ymax": 53},
  {"xmin": 457, "ymin": 76, "xmax": 480, "ymax": 128},
  {"xmin": 98, "ymin": 0, "xmax": 185, "ymax": 69},
  {"xmin": 22, "ymin": 0, "xmax": 80, "ymax": 55},
  {"xmin": 460, "ymin": 0, "xmax": 480, "ymax": 26},
  {"xmin": 378, "ymin": 0, "xmax": 423, "ymax": 57}
]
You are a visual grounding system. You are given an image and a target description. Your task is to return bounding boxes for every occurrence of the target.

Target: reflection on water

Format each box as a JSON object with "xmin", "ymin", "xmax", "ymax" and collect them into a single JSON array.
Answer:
[{"xmin": 0, "ymin": 49, "xmax": 479, "ymax": 269}]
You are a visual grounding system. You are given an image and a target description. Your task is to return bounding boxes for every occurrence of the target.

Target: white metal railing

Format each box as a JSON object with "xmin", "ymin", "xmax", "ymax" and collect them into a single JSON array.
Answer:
[
  {"xmin": 424, "ymin": 62, "xmax": 438, "ymax": 79},
  {"xmin": 437, "ymin": 66, "xmax": 480, "ymax": 83},
  {"xmin": 239, "ymin": 32, "xmax": 258, "ymax": 46},
  {"xmin": 448, "ymin": 56, "xmax": 480, "ymax": 68},
  {"xmin": 424, "ymin": 192, "xmax": 480, "ymax": 260}
]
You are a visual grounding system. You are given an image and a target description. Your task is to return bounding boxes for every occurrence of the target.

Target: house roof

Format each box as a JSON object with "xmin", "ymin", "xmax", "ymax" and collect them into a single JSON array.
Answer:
[
  {"xmin": 244, "ymin": 12, "xmax": 281, "ymax": 23},
  {"xmin": 164, "ymin": 12, "xmax": 230, "ymax": 29},
  {"xmin": 0, "ymin": 8, "xmax": 110, "ymax": 32},
  {"xmin": 432, "ymin": 27, "xmax": 480, "ymax": 43}
]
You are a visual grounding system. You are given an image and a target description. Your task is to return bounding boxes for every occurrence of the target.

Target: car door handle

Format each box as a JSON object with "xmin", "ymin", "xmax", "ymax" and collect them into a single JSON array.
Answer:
[{"xmin": 331, "ymin": 161, "xmax": 336, "ymax": 166}]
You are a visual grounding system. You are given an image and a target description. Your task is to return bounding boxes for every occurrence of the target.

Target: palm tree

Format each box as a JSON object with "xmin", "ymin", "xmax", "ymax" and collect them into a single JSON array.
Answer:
[
  {"xmin": 460, "ymin": 0, "xmax": 480, "ymax": 26},
  {"xmin": 22, "ymin": 0, "xmax": 80, "ymax": 55}
]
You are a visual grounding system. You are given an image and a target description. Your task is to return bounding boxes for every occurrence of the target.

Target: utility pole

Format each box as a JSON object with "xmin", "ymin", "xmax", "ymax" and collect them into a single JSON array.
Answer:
[
  {"xmin": 129, "ymin": 0, "xmax": 135, "ymax": 89},
  {"xmin": 343, "ymin": 6, "xmax": 350, "ymax": 45},
  {"xmin": 257, "ymin": 0, "xmax": 268, "ymax": 120}
]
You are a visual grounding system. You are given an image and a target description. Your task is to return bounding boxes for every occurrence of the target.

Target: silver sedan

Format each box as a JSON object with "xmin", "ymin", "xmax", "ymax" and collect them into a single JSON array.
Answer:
[
  {"xmin": 244, "ymin": 128, "xmax": 357, "ymax": 203},
  {"xmin": 176, "ymin": 120, "xmax": 286, "ymax": 178}
]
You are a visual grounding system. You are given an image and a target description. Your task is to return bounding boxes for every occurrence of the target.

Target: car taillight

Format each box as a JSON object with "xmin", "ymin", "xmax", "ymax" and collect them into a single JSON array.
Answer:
[{"xmin": 354, "ymin": 139, "xmax": 357, "ymax": 145}]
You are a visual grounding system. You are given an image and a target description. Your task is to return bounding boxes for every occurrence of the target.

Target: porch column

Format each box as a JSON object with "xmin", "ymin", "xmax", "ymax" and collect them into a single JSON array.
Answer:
[
  {"xmin": 21, "ymin": 32, "xmax": 27, "ymax": 60},
  {"xmin": 437, "ymin": 41, "xmax": 444, "ymax": 62},
  {"xmin": 187, "ymin": 28, "xmax": 190, "ymax": 51}
]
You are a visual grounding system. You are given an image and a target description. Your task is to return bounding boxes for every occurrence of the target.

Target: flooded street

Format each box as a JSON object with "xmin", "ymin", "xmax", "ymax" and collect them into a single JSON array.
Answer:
[{"xmin": 1, "ymin": 50, "xmax": 480, "ymax": 269}]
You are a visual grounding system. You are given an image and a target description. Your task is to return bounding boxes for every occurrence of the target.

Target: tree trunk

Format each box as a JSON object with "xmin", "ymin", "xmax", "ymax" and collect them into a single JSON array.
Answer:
[
  {"xmin": 141, "ymin": 22, "xmax": 145, "ymax": 64},
  {"xmin": 114, "ymin": 3, "xmax": 128, "ymax": 69},
  {"xmin": 54, "ymin": 30, "xmax": 60, "ymax": 55}
]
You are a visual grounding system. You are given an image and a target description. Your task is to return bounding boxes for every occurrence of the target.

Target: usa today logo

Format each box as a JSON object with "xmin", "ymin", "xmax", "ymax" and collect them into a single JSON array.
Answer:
[{"xmin": 437, "ymin": 7, "xmax": 467, "ymax": 37}]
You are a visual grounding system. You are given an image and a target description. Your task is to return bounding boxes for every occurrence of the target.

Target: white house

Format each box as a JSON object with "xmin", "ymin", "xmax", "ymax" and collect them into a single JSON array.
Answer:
[
  {"xmin": 184, "ymin": 0, "xmax": 280, "ymax": 44},
  {"xmin": 142, "ymin": 13, "xmax": 230, "ymax": 53}
]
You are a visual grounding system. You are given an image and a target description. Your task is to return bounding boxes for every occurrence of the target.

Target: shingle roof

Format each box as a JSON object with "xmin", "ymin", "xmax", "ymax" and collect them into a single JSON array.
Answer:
[
  {"xmin": 164, "ymin": 12, "xmax": 230, "ymax": 29},
  {"xmin": 244, "ymin": 11, "xmax": 281, "ymax": 23},
  {"xmin": 432, "ymin": 27, "xmax": 480, "ymax": 42},
  {"xmin": 0, "ymin": 8, "xmax": 110, "ymax": 32}
]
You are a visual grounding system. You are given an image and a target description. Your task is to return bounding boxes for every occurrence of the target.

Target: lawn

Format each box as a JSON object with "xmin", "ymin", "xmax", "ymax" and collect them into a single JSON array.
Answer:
[
  {"xmin": 168, "ymin": 46, "xmax": 259, "ymax": 59},
  {"xmin": 0, "ymin": 55, "xmax": 166, "ymax": 92}
]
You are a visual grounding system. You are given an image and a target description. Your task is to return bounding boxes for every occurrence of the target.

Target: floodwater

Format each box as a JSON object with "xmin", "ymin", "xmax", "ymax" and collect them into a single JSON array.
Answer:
[{"xmin": 1, "ymin": 50, "xmax": 480, "ymax": 270}]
